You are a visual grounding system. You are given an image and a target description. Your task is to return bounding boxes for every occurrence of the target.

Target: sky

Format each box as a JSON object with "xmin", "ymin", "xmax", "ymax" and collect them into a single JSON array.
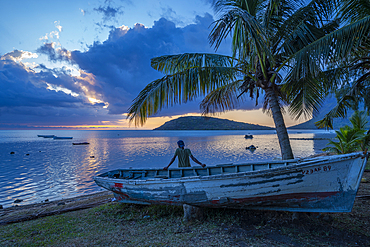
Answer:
[{"xmin": 0, "ymin": 0, "xmax": 307, "ymax": 130}]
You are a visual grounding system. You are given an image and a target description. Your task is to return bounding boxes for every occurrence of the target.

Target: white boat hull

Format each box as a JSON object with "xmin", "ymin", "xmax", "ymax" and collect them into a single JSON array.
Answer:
[{"xmin": 94, "ymin": 152, "xmax": 367, "ymax": 212}]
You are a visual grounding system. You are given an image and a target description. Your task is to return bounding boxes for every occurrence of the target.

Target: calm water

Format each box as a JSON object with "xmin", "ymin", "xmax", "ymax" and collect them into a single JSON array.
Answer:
[{"xmin": 0, "ymin": 129, "xmax": 336, "ymax": 208}]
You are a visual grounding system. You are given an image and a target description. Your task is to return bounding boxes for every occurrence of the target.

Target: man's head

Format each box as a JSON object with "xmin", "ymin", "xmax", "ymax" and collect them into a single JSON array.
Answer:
[{"xmin": 177, "ymin": 140, "xmax": 185, "ymax": 148}]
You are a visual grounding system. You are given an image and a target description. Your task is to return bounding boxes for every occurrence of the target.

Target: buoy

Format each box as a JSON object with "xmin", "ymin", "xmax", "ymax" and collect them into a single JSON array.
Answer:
[{"xmin": 246, "ymin": 145, "xmax": 257, "ymax": 150}]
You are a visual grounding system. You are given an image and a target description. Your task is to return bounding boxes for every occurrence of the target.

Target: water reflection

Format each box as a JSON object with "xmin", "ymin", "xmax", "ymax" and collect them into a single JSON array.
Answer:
[{"xmin": 0, "ymin": 129, "xmax": 335, "ymax": 208}]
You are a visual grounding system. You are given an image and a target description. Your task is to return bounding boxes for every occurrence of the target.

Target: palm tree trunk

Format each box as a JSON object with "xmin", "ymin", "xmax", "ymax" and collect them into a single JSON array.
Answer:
[{"xmin": 266, "ymin": 87, "xmax": 294, "ymax": 160}]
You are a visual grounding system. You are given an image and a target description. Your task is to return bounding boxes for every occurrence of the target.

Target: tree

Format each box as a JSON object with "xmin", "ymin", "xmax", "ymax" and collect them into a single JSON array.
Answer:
[
  {"xmin": 127, "ymin": 0, "xmax": 370, "ymax": 160},
  {"xmin": 315, "ymin": 0, "xmax": 370, "ymax": 129},
  {"xmin": 323, "ymin": 111, "xmax": 370, "ymax": 154}
]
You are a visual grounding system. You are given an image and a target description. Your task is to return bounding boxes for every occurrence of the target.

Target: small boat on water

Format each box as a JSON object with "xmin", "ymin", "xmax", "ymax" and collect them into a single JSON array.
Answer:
[
  {"xmin": 53, "ymin": 136, "xmax": 73, "ymax": 139},
  {"xmin": 72, "ymin": 142, "xmax": 90, "ymax": 145},
  {"xmin": 37, "ymin": 135, "xmax": 55, "ymax": 138},
  {"xmin": 94, "ymin": 152, "xmax": 368, "ymax": 213}
]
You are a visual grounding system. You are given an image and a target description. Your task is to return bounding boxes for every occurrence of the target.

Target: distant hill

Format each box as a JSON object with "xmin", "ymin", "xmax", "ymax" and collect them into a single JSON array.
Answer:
[{"xmin": 154, "ymin": 116, "xmax": 274, "ymax": 130}]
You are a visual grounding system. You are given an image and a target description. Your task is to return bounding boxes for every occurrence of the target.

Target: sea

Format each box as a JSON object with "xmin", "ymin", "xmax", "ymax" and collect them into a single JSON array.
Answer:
[{"xmin": 0, "ymin": 129, "xmax": 336, "ymax": 208}]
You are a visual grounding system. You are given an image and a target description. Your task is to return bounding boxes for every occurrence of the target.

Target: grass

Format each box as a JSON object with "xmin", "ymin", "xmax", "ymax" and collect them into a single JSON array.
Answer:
[
  {"xmin": 0, "ymin": 203, "xmax": 270, "ymax": 247},
  {"xmin": 1, "ymin": 172, "xmax": 370, "ymax": 246}
]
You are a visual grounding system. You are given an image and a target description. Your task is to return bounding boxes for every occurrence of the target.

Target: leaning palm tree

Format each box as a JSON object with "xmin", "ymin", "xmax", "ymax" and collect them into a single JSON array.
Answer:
[{"xmin": 127, "ymin": 0, "xmax": 370, "ymax": 160}]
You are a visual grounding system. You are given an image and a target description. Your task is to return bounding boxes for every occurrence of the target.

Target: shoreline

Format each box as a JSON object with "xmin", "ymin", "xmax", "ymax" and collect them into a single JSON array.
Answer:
[{"xmin": 0, "ymin": 191, "xmax": 113, "ymax": 225}]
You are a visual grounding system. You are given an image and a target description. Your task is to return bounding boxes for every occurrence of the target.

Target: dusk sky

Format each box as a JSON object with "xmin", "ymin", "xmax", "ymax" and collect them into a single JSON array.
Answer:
[{"xmin": 0, "ymin": 0, "xmax": 306, "ymax": 129}]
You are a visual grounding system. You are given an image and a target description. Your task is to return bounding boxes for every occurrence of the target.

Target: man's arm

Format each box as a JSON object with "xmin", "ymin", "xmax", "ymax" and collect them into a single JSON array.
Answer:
[
  {"xmin": 190, "ymin": 155, "xmax": 206, "ymax": 168},
  {"xmin": 164, "ymin": 155, "xmax": 176, "ymax": 170}
]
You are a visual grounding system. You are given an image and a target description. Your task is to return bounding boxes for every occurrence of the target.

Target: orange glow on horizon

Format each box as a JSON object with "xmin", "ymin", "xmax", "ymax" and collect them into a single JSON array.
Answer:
[{"xmin": 22, "ymin": 109, "xmax": 309, "ymax": 130}]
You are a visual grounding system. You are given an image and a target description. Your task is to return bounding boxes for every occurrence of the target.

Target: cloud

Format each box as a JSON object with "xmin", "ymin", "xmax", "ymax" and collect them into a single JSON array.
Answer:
[
  {"xmin": 2, "ymin": 14, "xmax": 259, "ymax": 128},
  {"xmin": 36, "ymin": 43, "xmax": 71, "ymax": 62},
  {"xmin": 39, "ymin": 21, "xmax": 63, "ymax": 41},
  {"xmin": 36, "ymin": 14, "xmax": 257, "ymax": 118},
  {"xmin": 0, "ymin": 56, "xmax": 118, "ymax": 128},
  {"xmin": 1, "ymin": 50, "xmax": 38, "ymax": 62},
  {"xmin": 94, "ymin": 5, "xmax": 123, "ymax": 22}
]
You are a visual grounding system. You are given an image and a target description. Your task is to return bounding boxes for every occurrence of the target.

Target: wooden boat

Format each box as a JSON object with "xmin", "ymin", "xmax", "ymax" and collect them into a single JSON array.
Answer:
[
  {"xmin": 53, "ymin": 136, "xmax": 73, "ymax": 139},
  {"xmin": 93, "ymin": 152, "xmax": 368, "ymax": 213},
  {"xmin": 72, "ymin": 142, "xmax": 90, "ymax": 145},
  {"xmin": 37, "ymin": 135, "xmax": 55, "ymax": 138}
]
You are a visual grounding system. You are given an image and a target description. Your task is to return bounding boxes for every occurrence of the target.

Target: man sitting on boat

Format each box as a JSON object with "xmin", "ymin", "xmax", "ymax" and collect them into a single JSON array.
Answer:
[{"xmin": 164, "ymin": 140, "xmax": 206, "ymax": 170}]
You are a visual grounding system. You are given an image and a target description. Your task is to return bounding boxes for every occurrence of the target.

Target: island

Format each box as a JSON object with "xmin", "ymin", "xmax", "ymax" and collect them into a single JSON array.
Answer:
[{"xmin": 154, "ymin": 116, "xmax": 274, "ymax": 130}]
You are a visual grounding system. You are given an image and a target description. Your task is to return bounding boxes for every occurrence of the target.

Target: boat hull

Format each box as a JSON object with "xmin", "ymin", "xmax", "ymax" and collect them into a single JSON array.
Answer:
[{"xmin": 94, "ymin": 152, "xmax": 367, "ymax": 212}]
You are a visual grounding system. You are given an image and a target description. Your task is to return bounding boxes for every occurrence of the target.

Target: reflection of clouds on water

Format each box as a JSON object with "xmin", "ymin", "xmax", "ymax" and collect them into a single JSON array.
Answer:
[{"xmin": 0, "ymin": 129, "xmax": 335, "ymax": 208}]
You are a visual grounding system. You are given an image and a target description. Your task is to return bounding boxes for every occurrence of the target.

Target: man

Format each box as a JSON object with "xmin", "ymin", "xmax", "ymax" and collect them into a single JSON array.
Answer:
[{"xmin": 163, "ymin": 140, "xmax": 206, "ymax": 170}]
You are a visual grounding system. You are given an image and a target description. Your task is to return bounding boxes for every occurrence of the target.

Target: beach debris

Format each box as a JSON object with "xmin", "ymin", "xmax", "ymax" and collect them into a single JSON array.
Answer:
[
  {"xmin": 14, "ymin": 199, "xmax": 23, "ymax": 203},
  {"xmin": 45, "ymin": 199, "xmax": 49, "ymax": 202},
  {"xmin": 58, "ymin": 202, "xmax": 66, "ymax": 206},
  {"xmin": 90, "ymin": 156, "xmax": 95, "ymax": 158},
  {"xmin": 244, "ymin": 134, "xmax": 253, "ymax": 139},
  {"xmin": 10, "ymin": 152, "xmax": 15, "ymax": 154},
  {"xmin": 361, "ymin": 178, "xmax": 368, "ymax": 183},
  {"xmin": 0, "ymin": 205, "xmax": 3, "ymax": 209}
]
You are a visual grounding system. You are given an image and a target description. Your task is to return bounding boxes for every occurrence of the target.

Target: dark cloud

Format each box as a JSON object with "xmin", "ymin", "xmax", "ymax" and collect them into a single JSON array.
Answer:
[
  {"xmin": 36, "ymin": 43, "xmax": 71, "ymax": 63},
  {"xmin": 2, "ymin": 14, "xmax": 258, "ymax": 128},
  {"xmin": 36, "ymin": 14, "xmax": 256, "ymax": 117},
  {"xmin": 0, "ymin": 58, "xmax": 117, "ymax": 127},
  {"xmin": 68, "ymin": 14, "xmax": 239, "ymax": 116},
  {"xmin": 94, "ymin": 5, "xmax": 123, "ymax": 22}
]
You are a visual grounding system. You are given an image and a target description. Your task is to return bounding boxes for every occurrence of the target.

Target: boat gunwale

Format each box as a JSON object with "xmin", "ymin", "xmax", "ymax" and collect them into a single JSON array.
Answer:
[{"xmin": 93, "ymin": 152, "xmax": 367, "ymax": 184}]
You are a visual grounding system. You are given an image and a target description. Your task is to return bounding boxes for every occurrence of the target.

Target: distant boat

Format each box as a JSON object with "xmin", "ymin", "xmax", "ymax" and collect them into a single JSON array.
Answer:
[
  {"xmin": 53, "ymin": 136, "xmax": 73, "ymax": 139},
  {"xmin": 72, "ymin": 142, "xmax": 90, "ymax": 145},
  {"xmin": 37, "ymin": 135, "xmax": 55, "ymax": 138},
  {"xmin": 94, "ymin": 152, "xmax": 368, "ymax": 213}
]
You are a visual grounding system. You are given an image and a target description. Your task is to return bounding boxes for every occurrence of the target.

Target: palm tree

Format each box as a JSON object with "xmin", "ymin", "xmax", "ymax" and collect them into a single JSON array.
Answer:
[
  {"xmin": 323, "ymin": 126, "xmax": 364, "ymax": 154},
  {"xmin": 127, "ymin": 0, "xmax": 370, "ymax": 160},
  {"xmin": 323, "ymin": 111, "xmax": 370, "ymax": 154},
  {"xmin": 315, "ymin": 0, "xmax": 370, "ymax": 129}
]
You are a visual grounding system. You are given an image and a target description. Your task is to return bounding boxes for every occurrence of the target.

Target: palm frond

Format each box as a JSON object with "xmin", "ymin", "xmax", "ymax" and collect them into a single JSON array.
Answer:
[
  {"xmin": 209, "ymin": 5, "xmax": 273, "ymax": 64},
  {"xmin": 284, "ymin": 73, "xmax": 327, "ymax": 120},
  {"xmin": 287, "ymin": 16, "xmax": 370, "ymax": 80},
  {"xmin": 338, "ymin": 0, "xmax": 370, "ymax": 23},
  {"xmin": 349, "ymin": 110, "xmax": 369, "ymax": 130},
  {"xmin": 200, "ymin": 79, "xmax": 244, "ymax": 114},
  {"xmin": 314, "ymin": 95, "xmax": 355, "ymax": 129},
  {"xmin": 127, "ymin": 66, "xmax": 239, "ymax": 125},
  {"xmin": 151, "ymin": 53, "xmax": 237, "ymax": 75}
]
